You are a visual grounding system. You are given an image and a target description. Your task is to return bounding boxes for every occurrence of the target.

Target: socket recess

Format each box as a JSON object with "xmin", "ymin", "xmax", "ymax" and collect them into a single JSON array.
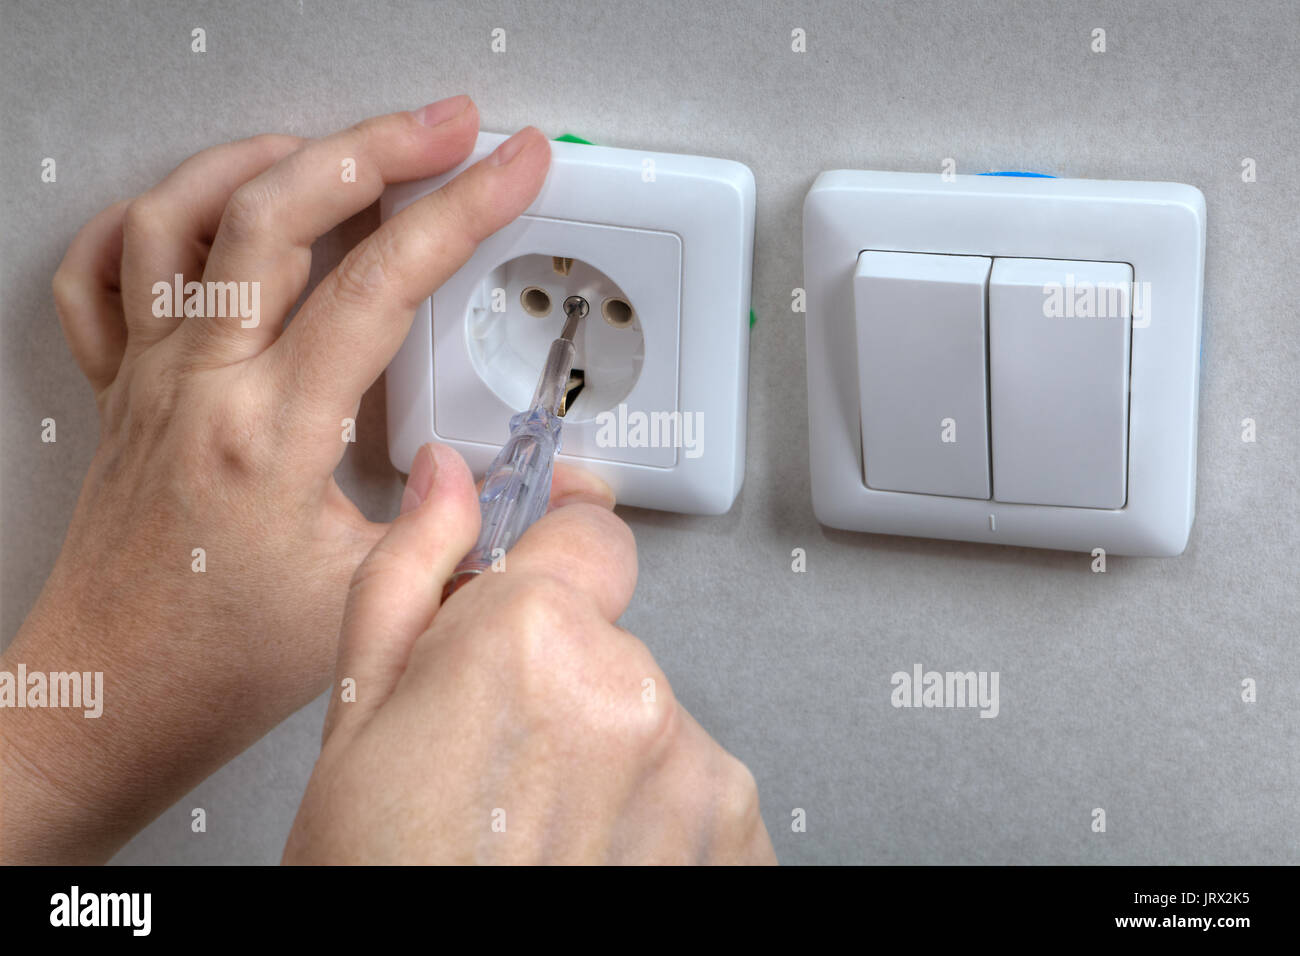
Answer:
[
  {"xmin": 470, "ymin": 253, "xmax": 645, "ymax": 424},
  {"xmin": 383, "ymin": 132, "xmax": 755, "ymax": 515}
]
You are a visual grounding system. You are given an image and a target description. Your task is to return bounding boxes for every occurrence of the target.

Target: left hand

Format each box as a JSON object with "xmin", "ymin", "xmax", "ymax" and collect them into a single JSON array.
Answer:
[{"xmin": 0, "ymin": 98, "xmax": 552, "ymax": 863}]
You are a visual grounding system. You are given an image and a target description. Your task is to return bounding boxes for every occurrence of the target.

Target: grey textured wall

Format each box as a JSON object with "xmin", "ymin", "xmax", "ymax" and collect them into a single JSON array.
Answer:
[{"xmin": 2, "ymin": 0, "xmax": 1296, "ymax": 865}]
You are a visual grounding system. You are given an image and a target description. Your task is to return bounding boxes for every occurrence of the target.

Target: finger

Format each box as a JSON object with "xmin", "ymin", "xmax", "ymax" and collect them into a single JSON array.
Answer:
[
  {"xmin": 648, "ymin": 706, "xmax": 777, "ymax": 864},
  {"xmin": 189, "ymin": 96, "xmax": 479, "ymax": 363},
  {"xmin": 323, "ymin": 443, "xmax": 480, "ymax": 741},
  {"xmin": 270, "ymin": 126, "xmax": 551, "ymax": 426},
  {"xmin": 118, "ymin": 134, "xmax": 301, "ymax": 355},
  {"xmin": 52, "ymin": 200, "xmax": 129, "ymax": 392},
  {"xmin": 463, "ymin": 493, "xmax": 637, "ymax": 625}
]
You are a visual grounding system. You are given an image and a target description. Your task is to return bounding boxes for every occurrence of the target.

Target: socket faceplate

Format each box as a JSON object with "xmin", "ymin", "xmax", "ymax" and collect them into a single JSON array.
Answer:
[{"xmin": 383, "ymin": 133, "xmax": 755, "ymax": 515}]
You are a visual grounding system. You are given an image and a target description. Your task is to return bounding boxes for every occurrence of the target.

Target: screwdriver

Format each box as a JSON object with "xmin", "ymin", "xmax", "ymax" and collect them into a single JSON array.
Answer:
[{"xmin": 443, "ymin": 295, "xmax": 589, "ymax": 599}]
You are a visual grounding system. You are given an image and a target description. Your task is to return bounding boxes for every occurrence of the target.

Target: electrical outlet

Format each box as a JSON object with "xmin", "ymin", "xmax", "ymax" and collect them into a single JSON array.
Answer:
[{"xmin": 383, "ymin": 133, "xmax": 755, "ymax": 514}]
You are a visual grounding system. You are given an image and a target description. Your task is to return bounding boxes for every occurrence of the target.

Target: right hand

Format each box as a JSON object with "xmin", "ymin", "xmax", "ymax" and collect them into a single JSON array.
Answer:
[{"xmin": 283, "ymin": 442, "xmax": 776, "ymax": 864}]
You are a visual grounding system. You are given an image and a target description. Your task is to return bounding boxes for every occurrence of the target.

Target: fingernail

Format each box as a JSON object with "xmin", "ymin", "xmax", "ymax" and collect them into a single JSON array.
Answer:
[
  {"xmin": 400, "ymin": 445, "xmax": 439, "ymax": 515},
  {"xmin": 490, "ymin": 127, "xmax": 539, "ymax": 166},
  {"xmin": 413, "ymin": 94, "xmax": 471, "ymax": 127}
]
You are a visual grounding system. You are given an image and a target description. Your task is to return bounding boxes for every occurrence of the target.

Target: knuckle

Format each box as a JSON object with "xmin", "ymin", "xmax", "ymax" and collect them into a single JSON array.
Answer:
[
  {"xmin": 122, "ymin": 195, "xmax": 166, "ymax": 247},
  {"xmin": 246, "ymin": 132, "xmax": 299, "ymax": 162},
  {"xmin": 50, "ymin": 266, "xmax": 82, "ymax": 320},
  {"xmin": 538, "ymin": 504, "xmax": 636, "ymax": 570},
  {"xmin": 353, "ymin": 111, "xmax": 416, "ymax": 157},
  {"xmin": 481, "ymin": 576, "xmax": 594, "ymax": 711},
  {"xmin": 328, "ymin": 121, "xmax": 392, "ymax": 194},
  {"xmin": 348, "ymin": 533, "xmax": 410, "ymax": 595},
  {"xmin": 719, "ymin": 755, "xmax": 762, "ymax": 826},
  {"xmin": 422, "ymin": 173, "xmax": 490, "ymax": 246},
  {"xmin": 560, "ymin": 500, "xmax": 631, "ymax": 544},
  {"xmin": 622, "ymin": 682, "xmax": 681, "ymax": 762},
  {"xmin": 221, "ymin": 179, "xmax": 280, "ymax": 244},
  {"xmin": 135, "ymin": 368, "xmax": 269, "ymax": 481},
  {"xmin": 349, "ymin": 116, "xmax": 385, "ymax": 155},
  {"xmin": 328, "ymin": 233, "xmax": 398, "ymax": 309},
  {"xmin": 469, "ymin": 575, "xmax": 663, "ymax": 756},
  {"xmin": 554, "ymin": 506, "xmax": 638, "ymax": 594},
  {"xmin": 568, "ymin": 630, "xmax": 675, "ymax": 760},
  {"xmin": 426, "ymin": 186, "xmax": 482, "ymax": 249},
  {"xmin": 594, "ymin": 509, "xmax": 637, "ymax": 569},
  {"xmin": 202, "ymin": 377, "xmax": 270, "ymax": 477},
  {"xmin": 494, "ymin": 576, "xmax": 578, "ymax": 655}
]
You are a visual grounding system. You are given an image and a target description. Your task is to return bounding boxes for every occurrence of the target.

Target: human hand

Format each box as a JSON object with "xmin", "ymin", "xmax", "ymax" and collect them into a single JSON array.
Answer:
[
  {"xmin": 1, "ymin": 97, "xmax": 549, "ymax": 863},
  {"xmin": 283, "ymin": 443, "xmax": 776, "ymax": 865}
]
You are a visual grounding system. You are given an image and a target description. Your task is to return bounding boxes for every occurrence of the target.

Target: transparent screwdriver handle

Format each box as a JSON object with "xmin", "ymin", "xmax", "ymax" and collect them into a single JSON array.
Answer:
[{"xmin": 443, "ymin": 336, "xmax": 575, "ymax": 598}]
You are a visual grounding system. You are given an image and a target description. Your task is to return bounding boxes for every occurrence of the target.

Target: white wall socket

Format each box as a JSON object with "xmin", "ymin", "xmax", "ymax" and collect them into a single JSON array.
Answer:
[
  {"xmin": 804, "ymin": 170, "xmax": 1206, "ymax": 557},
  {"xmin": 384, "ymin": 133, "xmax": 755, "ymax": 515}
]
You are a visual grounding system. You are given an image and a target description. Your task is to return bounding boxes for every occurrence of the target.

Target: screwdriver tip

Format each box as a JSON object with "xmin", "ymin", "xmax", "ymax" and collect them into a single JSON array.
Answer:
[{"xmin": 560, "ymin": 296, "xmax": 588, "ymax": 341}]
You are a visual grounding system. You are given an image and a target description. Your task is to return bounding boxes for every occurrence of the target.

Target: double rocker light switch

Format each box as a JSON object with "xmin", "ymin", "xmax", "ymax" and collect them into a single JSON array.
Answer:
[
  {"xmin": 854, "ymin": 251, "xmax": 1134, "ymax": 512},
  {"xmin": 805, "ymin": 170, "xmax": 1206, "ymax": 556}
]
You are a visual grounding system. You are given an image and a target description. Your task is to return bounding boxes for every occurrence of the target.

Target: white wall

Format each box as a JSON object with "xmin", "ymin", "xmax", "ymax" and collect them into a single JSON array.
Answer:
[{"xmin": 2, "ymin": 0, "xmax": 1295, "ymax": 864}]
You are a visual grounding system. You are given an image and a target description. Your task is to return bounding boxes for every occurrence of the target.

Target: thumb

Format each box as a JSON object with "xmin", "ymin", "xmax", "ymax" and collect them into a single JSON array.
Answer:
[{"xmin": 323, "ymin": 443, "xmax": 480, "ymax": 742}]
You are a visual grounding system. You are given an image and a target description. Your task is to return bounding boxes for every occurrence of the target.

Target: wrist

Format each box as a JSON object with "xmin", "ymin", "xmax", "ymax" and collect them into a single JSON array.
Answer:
[{"xmin": 2, "ymin": 564, "xmax": 220, "ymax": 863}]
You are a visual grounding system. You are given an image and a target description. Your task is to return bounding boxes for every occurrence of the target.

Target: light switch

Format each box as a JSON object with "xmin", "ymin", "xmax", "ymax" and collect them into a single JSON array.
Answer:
[
  {"xmin": 854, "ymin": 251, "xmax": 991, "ymax": 499},
  {"xmin": 805, "ymin": 170, "xmax": 1205, "ymax": 554},
  {"xmin": 989, "ymin": 258, "xmax": 1133, "ymax": 509}
]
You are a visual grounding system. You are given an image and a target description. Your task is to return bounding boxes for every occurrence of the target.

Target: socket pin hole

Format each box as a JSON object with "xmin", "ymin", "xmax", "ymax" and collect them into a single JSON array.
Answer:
[
  {"xmin": 602, "ymin": 297, "xmax": 634, "ymax": 328},
  {"xmin": 520, "ymin": 287, "xmax": 552, "ymax": 317}
]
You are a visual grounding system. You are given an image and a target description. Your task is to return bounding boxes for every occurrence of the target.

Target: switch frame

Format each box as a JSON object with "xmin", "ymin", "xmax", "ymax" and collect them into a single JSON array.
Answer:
[{"xmin": 803, "ymin": 170, "xmax": 1206, "ymax": 556}]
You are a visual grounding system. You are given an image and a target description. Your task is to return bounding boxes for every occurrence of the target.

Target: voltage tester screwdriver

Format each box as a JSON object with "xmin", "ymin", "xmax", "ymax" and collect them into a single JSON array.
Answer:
[{"xmin": 443, "ymin": 295, "xmax": 589, "ymax": 599}]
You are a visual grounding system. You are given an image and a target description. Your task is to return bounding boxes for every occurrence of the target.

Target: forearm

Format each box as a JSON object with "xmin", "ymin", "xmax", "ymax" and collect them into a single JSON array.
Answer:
[{"xmin": 1, "ymin": 573, "xmax": 260, "ymax": 863}]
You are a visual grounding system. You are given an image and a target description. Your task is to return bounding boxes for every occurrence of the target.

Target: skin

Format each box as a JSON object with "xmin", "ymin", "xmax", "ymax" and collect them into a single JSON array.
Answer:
[
  {"xmin": 284, "ymin": 441, "xmax": 774, "ymax": 864},
  {"xmin": 0, "ymin": 96, "xmax": 775, "ymax": 865}
]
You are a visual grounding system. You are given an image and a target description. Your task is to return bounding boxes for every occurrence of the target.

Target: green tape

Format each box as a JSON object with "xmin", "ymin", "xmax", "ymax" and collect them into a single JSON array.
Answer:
[{"xmin": 749, "ymin": 308, "xmax": 756, "ymax": 328}]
